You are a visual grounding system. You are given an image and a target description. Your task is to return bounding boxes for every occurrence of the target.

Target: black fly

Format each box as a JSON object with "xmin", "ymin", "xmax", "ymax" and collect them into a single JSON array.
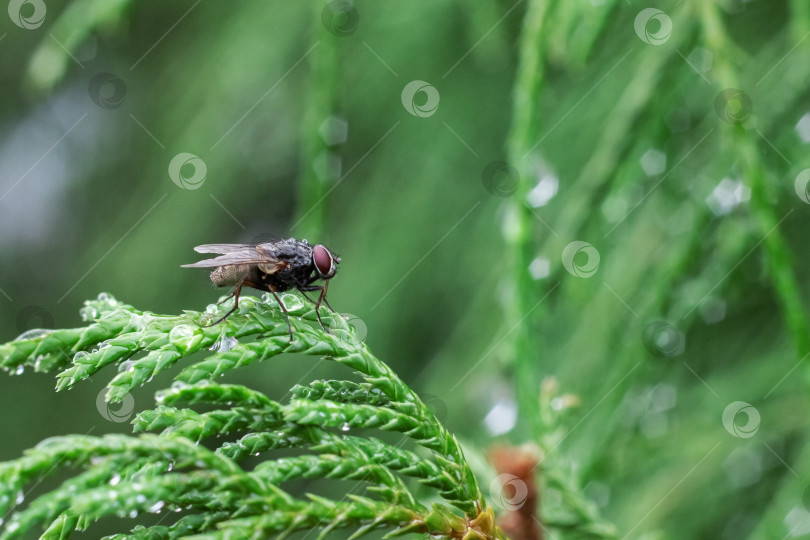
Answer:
[{"xmin": 182, "ymin": 238, "xmax": 340, "ymax": 341}]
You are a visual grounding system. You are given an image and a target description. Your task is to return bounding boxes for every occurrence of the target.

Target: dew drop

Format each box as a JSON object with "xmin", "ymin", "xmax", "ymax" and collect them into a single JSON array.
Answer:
[
  {"xmin": 169, "ymin": 325, "xmax": 195, "ymax": 350},
  {"xmin": 14, "ymin": 365, "xmax": 24, "ymax": 375},
  {"xmin": 15, "ymin": 491, "xmax": 24, "ymax": 504},
  {"xmin": 110, "ymin": 474, "xmax": 121, "ymax": 486},
  {"xmin": 13, "ymin": 328, "xmax": 52, "ymax": 341},
  {"xmin": 73, "ymin": 351, "xmax": 89, "ymax": 362},
  {"xmin": 210, "ymin": 335, "xmax": 238, "ymax": 353},
  {"xmin": 238, "ymin": 296, "xmax": 256, "ymax": 309},
  {"xmin": 118, "ymin": 360, "xmax": 136, "ymax": 373},
  {"xmin": 80, "ymin": 306, "xmax": 98, "ymax": 321},
  {"xmin": 127, "ymin": 313, "xmax": 148, "ymax": 332},
  {"xmin": 281, "ymin": 294, "xmax": 304, "ymax": 311},
  {"xmin": 149, "ymin": 501, "xmax": 165, "ymax": 513},
  {"xmin": 340, "ymin": 423, "xmax": 350, "ymax": 432}
]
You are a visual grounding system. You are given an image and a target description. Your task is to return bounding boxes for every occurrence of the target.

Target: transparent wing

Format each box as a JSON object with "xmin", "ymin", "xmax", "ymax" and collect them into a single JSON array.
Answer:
[
  {"xmin": 182, "ymin": 245, "xmax": 284, "ymax": 270},
  {"xmin": 193, "ymin": 244, "xmax": 257, "ymax": 254}
]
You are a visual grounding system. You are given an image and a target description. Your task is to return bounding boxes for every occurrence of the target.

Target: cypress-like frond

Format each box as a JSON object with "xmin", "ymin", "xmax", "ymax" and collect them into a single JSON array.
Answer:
[{"xmin": 0, "ymin": 294, "xmax": 502, "ymax": 539}]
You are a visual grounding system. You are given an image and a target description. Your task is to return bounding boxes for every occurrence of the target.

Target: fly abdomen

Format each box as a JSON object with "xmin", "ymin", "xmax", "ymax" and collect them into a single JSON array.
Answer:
[{"xmin": 210, "ymin": 265, "xmax": 250, "ymax": 287}]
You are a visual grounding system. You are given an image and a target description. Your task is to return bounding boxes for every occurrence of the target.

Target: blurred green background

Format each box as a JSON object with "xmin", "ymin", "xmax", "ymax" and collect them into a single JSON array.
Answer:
[{"xmin": 2, "ymin": 0, "xmax": 810, "ymax": 538}]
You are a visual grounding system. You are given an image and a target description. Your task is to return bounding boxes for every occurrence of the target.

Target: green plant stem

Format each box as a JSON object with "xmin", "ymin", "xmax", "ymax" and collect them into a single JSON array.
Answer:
[
  {"xmin": 294, "ymin": 14, "xmax": 341, "ymax": 239},
  {"xmin": 505, "ymin": 0, "xmax": 555, "ymax": 441},
  {"xmin": 699, "ymin": 1, "xmax": 810, "ymax": 362}
]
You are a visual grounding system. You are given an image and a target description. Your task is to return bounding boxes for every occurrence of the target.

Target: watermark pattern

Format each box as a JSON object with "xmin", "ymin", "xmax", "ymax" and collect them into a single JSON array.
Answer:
[
  {"xmin": 561, "ymin": 241, "xmax": 600, "ymax": 278},
  {"xmin": 169, "ymin": 152, "xmax": 207, "ymax": 190},
  {"xmin": 8, "ymin": 0, "xmax": 46, "ymax": 29},
  {"xmin": 803, "ymin": 485, "xmax": 810, "ymax": 511},
  {"xmin": 15, "ymin": 305, "xmax": 54, "ymax": 334},
  {"xmin": 794, "ymin": 169, "xmax": 810, "ymax": 204},
  {"xmin": 722, "ymin": 401, "xmax": 760, "ymax": 438},
  {"xmin": 714, "ymin": 89, "xmax": 753, "ymax": 126},
  {"xmin": 634, "ymin": 8, "xmax": 672, "ymax": 45},
  {"xmin": 321, "ymin": 1, "xmax": 359, "ymax": 37},
  {"xmin": 643, "ymin": 321, "xmax": 685, "ymax": 358},
  {"xmin": 481, "ymin": 160, "xmax": 519, "ymax": 197},
  {"xmin": 329, "ymin": 312, "xmax": 368, "ymax": 342},
  {"xmin": 489, "ymin": 473, "xmax": 529, "ymax": 511},
  {"xmin": 96, "ymin": 388, "xmax": 136, "ymax": 423},
  {"xmin": 401, "ymin": 80, "xmax": 440, "ymax": 118},
  {"xmin": 421, "ymin": 393, "xmax": 448, "ymax": 423},
  {"xmin": 88, "ymin": 73, "xmax": 127, "ymax": 109}
]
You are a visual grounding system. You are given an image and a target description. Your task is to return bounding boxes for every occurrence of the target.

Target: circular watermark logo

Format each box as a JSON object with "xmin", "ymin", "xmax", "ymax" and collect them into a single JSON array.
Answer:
[
  {"xmin": 321, "ymin": 1, "xmax": 359, "ymax": 37},
  {"xmin": 15, "ymin": 305, "xmax": 54, "ymax": 334},
  {"xmin": 96, "ymin": 388, "xmax": 135, "ymax": 423},
  {"xmin": 88, "ymin": 73, "xmax": 127, "ymax": 109},
  {"xmin": 168, "ymin": 153, "xmax": 207, "ymax": 190},
  {"xmin": 330, "ymin": 312, "xmax": 368, "ymax": 342},
  {"xmin": 8, "ymin": 0, "xmax": 46, "ymax": 29},
  {"xmin": 715, "ymin": 89, "xmax": 753, "ymax": 126},
  {"xmin": 642, "ymin": 321, "xmax": 685, "ymax": 358},
  {"xmin": 401, "ymin": 80, "xmax": 440, "ymax": 118},
  {"xmin": 343, "ymin": 313, "xmax": 367, "ymax": 341},
  {"xmin": 421, "ymin": 393, "xmax": 447, "ymax": 423},
  {"xmin": 634, "ymin": 8, "xmax": 672, "ymax": 45},
  {"xmin": 561, "ymin": 241, "xmax": 600, "ymax": 278},
  {"xmin": 722, "ymin": 401, "xmax": 760, "ymax": 438},
  {"xmin": 794, "ymin": 169, "xmax": 810, "ymax": 204},
  {"xmin": 802, "ymin": 485, "xmax": 810, "ymax": 511},
  {"xmin": 482, "ymin": 160, "xmax": 519, "ymax": 197},
  {"xmin": 489, "ymin": 474, "xmax": 529, "ymax": 511}
]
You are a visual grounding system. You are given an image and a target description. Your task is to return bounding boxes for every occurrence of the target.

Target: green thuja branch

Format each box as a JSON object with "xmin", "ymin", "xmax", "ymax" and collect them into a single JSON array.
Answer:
[{"xmin": 0, "ymin": 294, "xmax": 504, "ymax": 539}]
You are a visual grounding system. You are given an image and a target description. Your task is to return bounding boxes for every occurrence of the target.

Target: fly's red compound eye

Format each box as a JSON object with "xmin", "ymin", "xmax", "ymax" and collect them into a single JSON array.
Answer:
[{"xmin": 313, "ymin": 244, "xmax": 336, "ymax": 278}]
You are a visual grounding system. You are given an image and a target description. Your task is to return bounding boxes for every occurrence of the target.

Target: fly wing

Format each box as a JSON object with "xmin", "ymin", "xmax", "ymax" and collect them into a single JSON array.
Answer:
[
  {"xmin": 193, "ymin": 244, "xmax": 257, "ymax": 254},
  {"xmin": 182, "ymin": 245, "xmax": 287, "ymax": 272}
]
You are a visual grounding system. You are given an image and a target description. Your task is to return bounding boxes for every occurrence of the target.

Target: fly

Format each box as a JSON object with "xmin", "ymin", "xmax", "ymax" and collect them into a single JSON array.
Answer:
[{"xmin": 182, "ymin": 238, "xmax": 340, "ymax": 341}]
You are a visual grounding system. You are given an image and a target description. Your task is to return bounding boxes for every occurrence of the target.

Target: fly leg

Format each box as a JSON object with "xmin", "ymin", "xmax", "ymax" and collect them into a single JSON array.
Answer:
[
  {"xmin": 216, "ymin": 288, "xmax": 238, "ymax": 305},
  {"xmin": 321, "ymin": 294, "xmax": 336, "ymax": 314},
  {"xmin": 298, "ymin": 290, "xmax": 318, "ymax": 305},
  {"xmin": 202, "ymin": 282, "xmax": 244, "ymax": 327},
  {"xmin": 303, "ymin": 277, "xmax": 336, "ymax": 313},
  {"xmin": 270, "ymin": 291, "xmax": 294, "ymax": 342},
  {"xmin": 298, "ymin": 290, "xmax": 335, "ymax": 313},
  {"xmin": 298, "ymin": 282, "xmax": 332, "ymax": 334}
]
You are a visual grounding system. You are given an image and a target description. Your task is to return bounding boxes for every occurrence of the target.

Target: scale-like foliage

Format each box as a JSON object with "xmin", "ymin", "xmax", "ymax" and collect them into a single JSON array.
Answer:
[{"xmin": 0, "ymin": 294, "xmax": 504, "ymax": 539}]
